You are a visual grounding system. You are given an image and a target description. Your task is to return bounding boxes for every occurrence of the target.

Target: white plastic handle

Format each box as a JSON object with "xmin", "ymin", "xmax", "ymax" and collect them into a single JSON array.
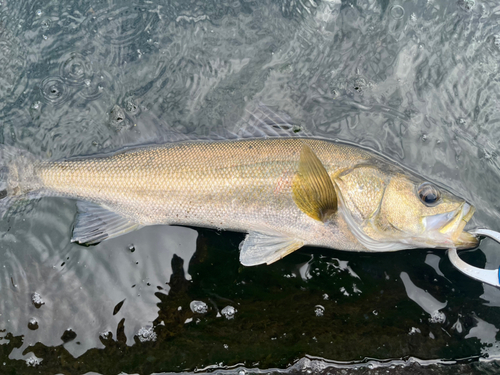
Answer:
[{"xmin": 448, "ymin": 229, "xmax": 500, "ymax": 288}]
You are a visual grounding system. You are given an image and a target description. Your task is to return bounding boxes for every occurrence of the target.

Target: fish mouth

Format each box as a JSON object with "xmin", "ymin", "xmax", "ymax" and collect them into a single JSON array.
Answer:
[
  {"xmin": 452, "ymin": 203, "xmax": 479, "ymax": 249},
  {"xmin": 424, "ymin": 203, "xmax": 479, "ymax": 249}
]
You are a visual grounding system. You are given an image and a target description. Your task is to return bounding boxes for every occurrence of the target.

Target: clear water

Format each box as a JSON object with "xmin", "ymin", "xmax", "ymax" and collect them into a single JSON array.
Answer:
[{"xmin": 1, "ymin": 0, "xmax": 500, "ymax": 374}]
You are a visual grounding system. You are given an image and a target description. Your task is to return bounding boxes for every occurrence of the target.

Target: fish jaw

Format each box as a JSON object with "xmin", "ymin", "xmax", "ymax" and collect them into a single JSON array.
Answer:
[
  {"xmin": 453, "ymin": 203, "xmax": 478, "ymax": 249},
  {"xmin": 423, "ymin": 202, "xmax": 478, "ymax": 249},
  {"xmin": 454, "ymin": 230, "xmax": 479, "ymax": 249}
]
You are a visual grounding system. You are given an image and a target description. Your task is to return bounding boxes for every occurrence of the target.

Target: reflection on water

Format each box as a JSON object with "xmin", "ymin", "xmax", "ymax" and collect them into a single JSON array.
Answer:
[
  {"xmin": 1, "ymin": 198, "xmax": 198, "ymax": 359},
  {"xmin": 1, "ymin": 0, "xmax": 500, "ymax": 373},
  {"xmin": 400, "ymin": 271, "xmax": 447, "ymax": 324}
]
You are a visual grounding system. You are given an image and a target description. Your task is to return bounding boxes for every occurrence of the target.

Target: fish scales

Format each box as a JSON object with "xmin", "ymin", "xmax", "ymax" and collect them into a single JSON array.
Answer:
[{"xmin": 35, "ymin": 138, "xmax": 370, "ymax": 250}]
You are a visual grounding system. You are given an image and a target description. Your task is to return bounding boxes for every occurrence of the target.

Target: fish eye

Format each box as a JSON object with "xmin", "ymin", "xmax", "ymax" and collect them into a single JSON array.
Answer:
[{"xmin": 417, "ymin": 182, "xmax": 441, "ymax": 206}]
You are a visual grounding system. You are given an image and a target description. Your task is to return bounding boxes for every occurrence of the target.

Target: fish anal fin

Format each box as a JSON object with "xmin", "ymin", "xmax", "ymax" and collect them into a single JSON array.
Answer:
[
  {"xmin": 292, "ymin": 143, "xmax": 337, "ymax": 222},
  {"xmin": 72, "ymin": 201, "xmax": 142, "ymax": 245},
  {"xmin": 239, "ymin": 231, "xmax": 304, "ymax": 266}
]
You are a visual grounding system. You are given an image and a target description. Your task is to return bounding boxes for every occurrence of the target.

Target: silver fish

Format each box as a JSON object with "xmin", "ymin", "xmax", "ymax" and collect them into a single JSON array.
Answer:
[{"xmin": 0, "ymin": 119, "xmax": 477, "ymax": 266}]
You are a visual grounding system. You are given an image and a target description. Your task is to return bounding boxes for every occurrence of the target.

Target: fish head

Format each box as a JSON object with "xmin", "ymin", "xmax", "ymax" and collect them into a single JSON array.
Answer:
[{"xmin": 335, "ymin": 165, "xmax": 478, "ymax": 251}]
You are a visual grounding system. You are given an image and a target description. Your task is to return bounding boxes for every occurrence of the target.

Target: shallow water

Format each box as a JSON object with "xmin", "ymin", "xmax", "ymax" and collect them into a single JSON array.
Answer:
[{"xmin": 1, "ymin": 0, "xmax": 500, "ymax": 374}]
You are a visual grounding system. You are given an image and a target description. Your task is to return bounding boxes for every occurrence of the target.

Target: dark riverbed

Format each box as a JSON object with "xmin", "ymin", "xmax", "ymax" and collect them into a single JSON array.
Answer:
[{"xmin": 1, "ymin": 0, "xmax": 500, "ymax": 374}]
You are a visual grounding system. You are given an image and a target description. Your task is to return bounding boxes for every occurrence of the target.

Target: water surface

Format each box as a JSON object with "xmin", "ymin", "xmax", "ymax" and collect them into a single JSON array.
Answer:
[{"xmin": 1, "ymin": 0, "xmax": 500, "ymax": 374}]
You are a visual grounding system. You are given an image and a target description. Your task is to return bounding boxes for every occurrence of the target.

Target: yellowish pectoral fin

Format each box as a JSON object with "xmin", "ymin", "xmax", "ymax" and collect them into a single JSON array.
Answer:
[{"xmin": 292, "ymin": 143, "xmax": 337, "ymax": 222}]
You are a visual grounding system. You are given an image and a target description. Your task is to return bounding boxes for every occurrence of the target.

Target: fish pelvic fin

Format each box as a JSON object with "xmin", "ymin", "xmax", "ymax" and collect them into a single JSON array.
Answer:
[
  {"xmin": 0, "ymin": 145, "xmax": 42, "ymax": 218},
  {"xmin": 72, "ymin": 201, "xmax": 142, "ymax": 245},
  {"xmin": 292, "ymin": 143, "xmax": 337, "ymax": 222},
  {"xmin": 239, "ymin": 231, "xmax": 304, "ymax": 266}
]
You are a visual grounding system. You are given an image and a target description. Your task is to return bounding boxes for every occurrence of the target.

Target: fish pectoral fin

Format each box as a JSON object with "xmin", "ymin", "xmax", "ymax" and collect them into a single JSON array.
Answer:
[
  {"xmin": 292, "ymin": 143, "xmax": 337, "ymax": 222},
  {"xmin": 239, "ymin": 231, "xmax": 304, "ymax": 266},
  {"xmin": 71, "ymin": 201, "xmax": 142, "ymax": 245}
]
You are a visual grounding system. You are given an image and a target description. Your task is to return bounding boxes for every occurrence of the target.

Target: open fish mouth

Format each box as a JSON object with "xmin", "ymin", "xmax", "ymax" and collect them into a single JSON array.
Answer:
[{"xmin": 424, "ymin": 203, "xmax": 479, "ymax": 249}]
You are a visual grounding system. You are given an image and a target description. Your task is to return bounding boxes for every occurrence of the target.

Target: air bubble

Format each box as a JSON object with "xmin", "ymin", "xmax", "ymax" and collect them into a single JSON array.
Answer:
[
  {"xmin": 136, "ymin": 326, "xmax": 157, "ymax": 342},
  {"xmin": 221, "ymin": 305, "xmax": 237, "ymax": 320},
  {"xmin": 100, "ymin": 330, "xmax": 112, "ymax": 340},
  {"xmin": 124, "ymin": 97, "xmax": 139, "ymax": 114},
  {"xmin": 409, "ymin": 327, "xmax": 421, "ymax": 335},
  {"xmin": 429, "ymin": 311, "xmax": 446, "ymax": 324},
  {"xmin": 190, "ymin": 300, "xmax": 208, "ymax": 314},
  {"xmin": 315, "ymin": 305, "xmax": 325, "ymax": 317},
  {"xmin": 108, "ymin": 104, "xmax": 129, "ymax": 131},
  {"xmin": 26, "ymin": 356, "xmax": 42, "ymax": 367},
  {"xmin": 28, "ymin": 318, "xmax": 39, "ymax": 330},
  {"xmin": 36, "ymin": 9, "xmax": 42, "ymax": 16},
  {"xmin": 61, "ymin": 329, "xmax": 77, "ymax": 343},
  {"xmin": 390, "ymin": 5, "xmax": 405, "ymax": 19},
  {"xmin": 31, "ymin": 292, "xmax": 45, "ymax": 308},
  {"xmin": 29, "ymin": 101, "xmax": 42, "ymax": 119}
]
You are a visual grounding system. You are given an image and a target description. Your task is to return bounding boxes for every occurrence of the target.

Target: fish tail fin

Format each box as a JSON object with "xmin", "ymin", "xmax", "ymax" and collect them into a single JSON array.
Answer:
[{"xmin": 0, "ymin": 145, "xmax": 42, "ymax": 218}]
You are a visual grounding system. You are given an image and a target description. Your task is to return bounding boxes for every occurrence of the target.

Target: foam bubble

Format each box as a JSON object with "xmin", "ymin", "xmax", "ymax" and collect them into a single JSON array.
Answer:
[
  {"xmin": 136, "ymin": 326, "xmax": 157, "ymax": 342},
  {"xmin": 314, "ymin": 305, "xmax": 325, "ymax": 317},
  {"xmin": 221, "ymin": 305, "xmax": 237, "ymax": 320},
  {"xmin": 190, "ymin": 300, "xmax": 208, "ymax": 314},
  {"xmin": 31, "ymin": 292, "xmax": 44, "ymax": 308}
]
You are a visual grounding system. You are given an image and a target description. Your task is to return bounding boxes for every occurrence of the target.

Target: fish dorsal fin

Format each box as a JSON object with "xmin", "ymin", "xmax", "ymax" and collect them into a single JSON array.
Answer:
[
  {"xmin": 292, "ymin": 144, "xmax": 337, "ymax": 222},
  {"xmin": 72, "ymin": 201, "xmax": 142, "ymax": 245},
  {"xmin": 239, "ymin": 231, "xmax": 304, "ymax": 266}
]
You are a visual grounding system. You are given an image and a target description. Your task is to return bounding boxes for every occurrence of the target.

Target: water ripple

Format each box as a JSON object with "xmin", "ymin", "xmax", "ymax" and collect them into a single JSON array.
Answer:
[
  {"xmin": 40, "ymin": 76, "xmax": 70, "ymax": 105},
  {"xmin": 0, "ymin": 23, "xmax": 29, "ymax": 111},
  {"xmin": 59, "ymin": 52, "xmax": 92, "ymax": 86},
  {"xmin": 78, "ymin": 77, "xmax": 105, "ymax": 101},
  {"xmin": 86, "ymin": 5, "xmax": 161, "ymax": 46},
  {"xmin": 1, "ymin": 0, "xmax": 500, "ymax": 371}
]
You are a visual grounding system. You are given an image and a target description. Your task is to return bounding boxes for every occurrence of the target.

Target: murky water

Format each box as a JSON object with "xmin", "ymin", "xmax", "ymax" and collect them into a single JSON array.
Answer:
[{"xmin": 1, "ymin": 0, "xmax": 500, "ymax": 374}]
